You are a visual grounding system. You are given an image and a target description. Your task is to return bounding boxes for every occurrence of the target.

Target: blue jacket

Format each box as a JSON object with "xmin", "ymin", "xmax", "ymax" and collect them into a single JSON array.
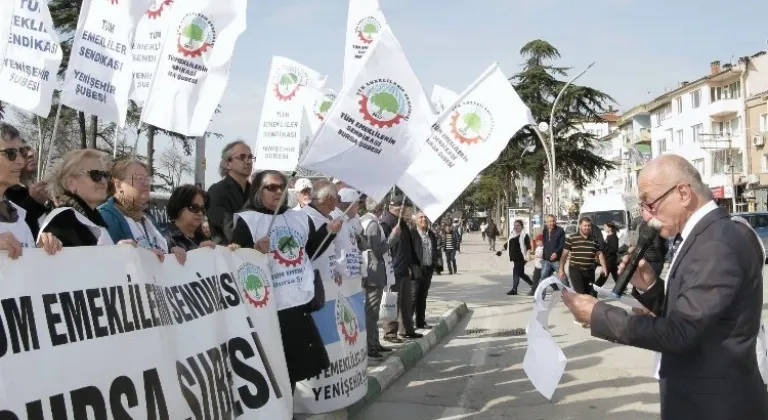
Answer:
[
  {"xmin": 98, "ymin": 197, "xmax": 134, "ymax": 243},
  {"xmin": 542, "ymin": 225, "xmax": 566, "ymax": 259}
]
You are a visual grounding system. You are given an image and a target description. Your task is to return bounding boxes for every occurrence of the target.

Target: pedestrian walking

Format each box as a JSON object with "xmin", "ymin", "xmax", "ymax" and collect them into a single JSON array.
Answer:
[
  {"xmin": 441, "ymin": 224, "xmax": 458, "ymax": 274},
  {"xmin": 486, "ymin": 219, "xmax": 499, "ymax": 251},
  {"xmin": 498, "ymin": 219, "xmax": 533, "ymax": 295}
]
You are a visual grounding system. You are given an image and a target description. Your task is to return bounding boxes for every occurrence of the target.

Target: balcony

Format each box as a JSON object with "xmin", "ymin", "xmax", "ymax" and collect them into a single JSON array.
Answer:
[
  {"xmin": 625, "ymin": 128, "xmax": 651, "ymax": 145},
  {"xmin": 708, "ymin": 99, "xmax": 740, "ymax": 118}
]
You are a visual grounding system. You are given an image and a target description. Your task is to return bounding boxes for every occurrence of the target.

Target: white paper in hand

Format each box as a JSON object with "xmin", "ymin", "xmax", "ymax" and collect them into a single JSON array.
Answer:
[{"xmin": 523, "ymin": 276, "xmax": 569, "ymax": 400}]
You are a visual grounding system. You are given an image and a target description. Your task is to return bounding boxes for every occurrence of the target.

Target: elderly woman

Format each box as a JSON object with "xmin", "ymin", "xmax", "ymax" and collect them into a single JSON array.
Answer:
[
  {"xmin": 38, "ymin": 149, "xmax": 118, "ymax": 246},
  {"xmin": 99, "ymin": 158, "xmax": 185, "ymax": 263},
  {"xmin": 231, "ymin": 170, "xmax": 341, "ymax": 393},
  {"xmin": 164, "ymin": 184, "xmax": 240, "ymax": 252}
]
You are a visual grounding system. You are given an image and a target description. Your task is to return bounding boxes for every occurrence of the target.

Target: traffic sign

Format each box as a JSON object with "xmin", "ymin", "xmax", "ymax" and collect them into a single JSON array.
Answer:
[{"xmin": 545, "ymin": 193, "xmax": 553, "ymax": 206}]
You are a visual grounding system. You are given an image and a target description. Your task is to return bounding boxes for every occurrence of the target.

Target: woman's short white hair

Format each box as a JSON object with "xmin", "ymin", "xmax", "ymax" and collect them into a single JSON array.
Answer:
[{"xmin": 46, "ymin": 149, "xmax": 110, "ymax": 200}]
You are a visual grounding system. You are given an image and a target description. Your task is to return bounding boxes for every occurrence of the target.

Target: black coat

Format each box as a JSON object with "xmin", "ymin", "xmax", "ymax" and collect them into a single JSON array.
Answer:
[
  {"xmin": 504, "ymin": 234, "xmax": 531, "ymax": 262},
  {"xmin": 379, "ymin": 211, "xmax": 417, "ymax": 279},
  {"xmin": 411, "ymin": 227, "xmax": 439, "ymax": 267},
  {"xmin": 41, "ymin": 195, "xmax": 109, "ymax": 247},
  {"xmin": 206, "ymin": 176, "xmax": 250, "ymax": 245},
  {"xmin": 231, "ymin": 205, "xmax": 332, "ymax": 383},
  {"xmin": 6, "ymin": 184, "xmax": 49, "ymax": 239}
]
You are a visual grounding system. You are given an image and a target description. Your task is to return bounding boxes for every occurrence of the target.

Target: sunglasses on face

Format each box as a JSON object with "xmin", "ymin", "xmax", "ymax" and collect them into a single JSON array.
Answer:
[
  {"xmin": 262, "ymin": 183, "xmax": 285, "ymax": 193},
  {"xmin": 0, "ymin": 147, "xmax": 29, "ymax": 162},
  {"xmin": 187, "ymin": 203, "xmax": 205, "ymax": 214},
  {"xmin": 78, "ymin": 169, "xmax": 111, "ymax": 183},
  {"xmin": 229, "ymin": 153, "xmax": 255, "ymax": 162}
]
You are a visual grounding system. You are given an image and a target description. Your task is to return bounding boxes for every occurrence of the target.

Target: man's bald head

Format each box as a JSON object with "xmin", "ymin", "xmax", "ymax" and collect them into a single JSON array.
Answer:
[{"xmin": 640, "ymin": 154, "xmax": 709, "ymax": 200}]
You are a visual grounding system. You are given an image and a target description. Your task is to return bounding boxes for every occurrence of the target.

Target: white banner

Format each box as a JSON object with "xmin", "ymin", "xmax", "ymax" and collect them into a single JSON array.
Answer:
[
  {"xmin": 342, "ymin": 0, "xmax": 388, "ymax": 86},
  {"xmin": 60, "ymin": 0, "xmax": 147, "ymax": 126},
  {"xmin": 398, "ymin": 64, "xmax": 534, "ymax": 221},
  {"xmin": 0, "ymin": 2, "xmax": 12, "ymax": 65},
  {"xmin": 141, "ymin": 0, "xmax": 247, "ymax": 136},
  {"xmin": 306, "ymin": 87, "xmax": 337, "ymax": 134},
  {"xmin": 430, "ymin": 84, "xmax": 458, "ymax": 114},
  {"xmin": 0, "ymin": 245, "xmax": 294, "ymax": 419},
  {"xmin": 300, "ymin": 28, "xmax": 434, "ymax": 201},
  {"xmin": 0, "ymin": 0, "xmax": 61, "ymax": 116},
  {"xmin": 253, "ymin": 56, "xmax": 326, "ymax": 171},
  {"xmin": 294, "ymin": 277, "xmax": 368, "ymax": 413},
  {"xmin": 130, "ymin": 0, "xmax": 175, "ymax": 105}
]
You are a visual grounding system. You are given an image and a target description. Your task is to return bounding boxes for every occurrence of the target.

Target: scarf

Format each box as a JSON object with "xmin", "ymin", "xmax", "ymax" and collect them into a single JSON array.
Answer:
[
  {"xmin": 512, "ymin": 230, "xmax": 527, "ymax": 257},
  {"xmin": 59, "ymin": 192, "xmax": 107, "ymax": 228},
  {"xmin": 243, "ymin": 201, "xmax": 289, "ymax": 216},
  {"xmin": 113, "ymin": 194, "xmax": 146, "ymax": 221}
]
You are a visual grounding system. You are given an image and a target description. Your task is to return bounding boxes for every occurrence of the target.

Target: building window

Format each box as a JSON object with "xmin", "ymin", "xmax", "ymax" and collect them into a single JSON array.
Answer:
[
  {"xmin": 692, "ymin": 123, "xmax": 703, "ymax": 142},
  {"xmin": 763, "ymin": 154, "xmax": 768, "ymax": 173},
  {"xmin": 657, "ymin": 139, "xmax": 667, "ymax": 154},
  {"xmin": 676, "ymin": 129, "xmax": 684, "ymax": 146},
  {"xmin": 712, "ymin": 149, "xmax": 743, "ymax": 174},
  {"xmin": 675, "ymin": 97, "xmax": 683, "ymax": 113},
  {"xmin": 760, "ymin": 113, "xmax": 768, "ymax": 132},
  {"xmin": 691, "ymin": 90, "xmax": 701, "ymax": 108},
  {"xmin": 712, "ymin": 117, "xmax": 742, "ymax": 136},
  {"xmin": 710, "ymin": 81, "xmax": 741, "ymax": 102},
  {"xmin": 692, "ymin": 158, "xmax": 705, "ymax": 176}
]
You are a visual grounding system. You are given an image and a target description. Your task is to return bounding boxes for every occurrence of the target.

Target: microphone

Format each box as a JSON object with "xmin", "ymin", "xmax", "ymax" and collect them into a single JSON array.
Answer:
[{"xmin": 610, "ymin": 220, "xmax": 660, "ymax": 299}]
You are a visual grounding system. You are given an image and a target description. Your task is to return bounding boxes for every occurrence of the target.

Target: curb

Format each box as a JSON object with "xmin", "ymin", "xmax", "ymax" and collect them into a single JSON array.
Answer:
[{"xmin": 299, "ymin": 302, "xmax": 470, "ymax": 420}]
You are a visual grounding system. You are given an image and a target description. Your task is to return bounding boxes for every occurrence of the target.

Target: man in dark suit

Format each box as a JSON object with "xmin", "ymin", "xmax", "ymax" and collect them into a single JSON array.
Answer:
[
  {"xmin": 562, "ymin": 154, "xmax": 768, "ymax": 419},
  {"xmin": 207, "ymin": 141, "xmax": 252, "ymax": 245},
  {"xmin": 411, "ymin": 210, "xmax": 439, "ymax": 329}
]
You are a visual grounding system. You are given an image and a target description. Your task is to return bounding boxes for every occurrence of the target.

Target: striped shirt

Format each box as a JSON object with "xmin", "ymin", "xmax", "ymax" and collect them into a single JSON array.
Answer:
[
  {"xmin": 565, "ymin": 232, "xmax": 600, "ymax": 269},
  {"xmin": 443, "ymin": 232, "xmax": 454, "ymax": 250}
]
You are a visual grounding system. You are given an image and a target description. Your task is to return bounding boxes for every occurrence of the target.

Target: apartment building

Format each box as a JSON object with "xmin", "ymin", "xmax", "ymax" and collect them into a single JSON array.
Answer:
[{"xmin": 646, "ymin": 53, "xmax": 768, "ymax": 211}]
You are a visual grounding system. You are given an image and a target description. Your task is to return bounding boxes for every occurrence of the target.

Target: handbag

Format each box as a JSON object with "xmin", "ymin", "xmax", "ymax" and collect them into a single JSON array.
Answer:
[
  {"xmin": 308, "ymin": 269, "xmax": 325, "ymax": 312},
  {"xmin": 379, "ymin": 291, "xmax": 398, "ymax": 322}
]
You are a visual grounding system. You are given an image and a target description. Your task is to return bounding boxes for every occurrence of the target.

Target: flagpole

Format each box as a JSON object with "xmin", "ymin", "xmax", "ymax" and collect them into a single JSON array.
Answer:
[
  {"xmin": 112, "ymin": 126, "xmax": 119, "ymax": 157},
  {"xmin": 36, "ymin": 117, "xmax": 45, "ymax": 181},
  {"xmin": 42, "ymin": 101, "xmax": 63, "ymax": 178}
]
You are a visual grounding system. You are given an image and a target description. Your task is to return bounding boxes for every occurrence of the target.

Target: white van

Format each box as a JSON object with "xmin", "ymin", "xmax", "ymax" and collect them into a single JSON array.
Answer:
[{"xmin": 579, "ymin": 194, "xmax": 638, "ymax": 247}]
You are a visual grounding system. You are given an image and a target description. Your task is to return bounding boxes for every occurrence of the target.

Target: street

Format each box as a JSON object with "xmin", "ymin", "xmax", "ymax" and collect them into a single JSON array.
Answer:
[{"xmin": 356, "ymin": 232, "xmax": 768, "ymax": 420}]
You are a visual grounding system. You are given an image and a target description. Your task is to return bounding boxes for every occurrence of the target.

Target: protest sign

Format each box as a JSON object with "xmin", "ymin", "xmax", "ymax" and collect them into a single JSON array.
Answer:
[
  {"xmin": 0, "ymin": 246, "xmax": 293, "ymax": 419},
  {"xmin": 0, "ymin": 2, "xmax": 12, "ymax": 65},
  {"xmin": 253, "ymin": 56, "xmax": 326, "ymax": 171},
  {"xmin": 130, "ymin": 0, "xmax": 176, "ymax": 105},
  {"xmin": 342, "ymin": 0, "xmax": 389, "ymax": 86},
  {"xmin": 0, "ymin": 0, "xmax": 62, "ymax": 116},
  {"xmin": 60, "ymin": 0, "xmax": 147, "ymax": 126},
  {"xmin": 430, "ymin": 84, "xmax": 458, "ymax": 114},
  {"xmin": 398, "ymin": 64, "xmax": 533, "ymax": 221},
  {"xmin": 141, "ymin": 0, "xmax": 247, "ymax": 136},
  {"xmin": 299, "ymin": 28, "xmax": 435, "ymax": 201}
]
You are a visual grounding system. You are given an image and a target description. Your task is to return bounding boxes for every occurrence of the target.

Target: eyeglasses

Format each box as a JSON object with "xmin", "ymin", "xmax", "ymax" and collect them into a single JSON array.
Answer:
[
  {"xmin": 0, "ymin": 147, "xmax": 29, "ymax": 162},
  {"xmin": 187, "ymin": 203, "xmax": 205, "ymax": 214},
  {"xmin": 127, "ymin": 174, "xmax": 151, "ymax": 186},
  {"xmin": 262, "ymin": 183, "xmax": 285, "ymax": 193},
  {"xmin": 78, "ymin": 169, "xmax": 111, "ymax": 183},
  {"xmin": 229, "ymin": 153, "xmax": 255, "ymax": 162},
  {"xmin": 640, "ymin": 185, "xmax": 678, "ymax": 214}
]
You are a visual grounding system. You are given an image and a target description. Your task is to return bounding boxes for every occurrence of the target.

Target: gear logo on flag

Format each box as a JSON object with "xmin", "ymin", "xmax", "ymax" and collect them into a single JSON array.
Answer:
[
  {"xmin": 355, "ymin": 16, "xmax": 381, "ymax": 44},
  {"xmin": 147, "ymin": 0, "xmax": 173, "ymax": 19},
  {"xmin": 273, "ymin": 65, "xmax": 309, "ymax": 101},
  {"xmin": 336, "ymin": 296, "xmax": 359, "ymax": 345},
  {"xmin": 269, "ymin": 225, "xmax": 305, "ymax": 267},
  {"xmin": 176, "ymin": 13, "xmax": 216, "ymax": 57},
  {"xmin": 449, "ymin": 100, "xmax": 495, "ymax": 145},
  {"xmin": 238, "ymin": 263, "xmax": 271, "ymax": 308},
  {"xmin": 358, "ymin": 80, "xmax": 412, "ymax": 128},
  {"xmin": 313, "ymin": 92, "xmax": 337, "ymax": 121}
]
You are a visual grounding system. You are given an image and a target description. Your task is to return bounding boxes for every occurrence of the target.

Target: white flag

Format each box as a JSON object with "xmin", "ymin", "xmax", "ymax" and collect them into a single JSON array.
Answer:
[
  {"xmin": 342, "ymin": 0, "xmax": 388, "ymax": 87},
  {"xmin": 253, "ymin": 56, "xmax": 326, "ymax": 171},
  {"xmin": 305, "ymin": 87, "xmax": 337, "ymax": 134},
  {"xmin": 431, "ymin": 84, "xmax": 458, "ymax": 115},
  {"xmin": 60, "ymin": 0, "xmax": 149, "ymax": 126},
  {"xmin": 130, "ymin": 0, "xmax": 176, "ymax": 105},
  {"xmin": 300, "ymin": 28, "xmax": 434, "ymax": 201},
  {"xmin": 141, "ymin": 0, "xmax": 248, "ymax": 136},
  {"xmin": 398, "ymin": 63, "xmax": 534, "ymax": 221},
  {"xmin": 0, "ymin": 0, "xmax": 62, "ymax": 117},
  {"xmin": 0, "ymin": 2, "xmax": 14, "ymax": 74}
]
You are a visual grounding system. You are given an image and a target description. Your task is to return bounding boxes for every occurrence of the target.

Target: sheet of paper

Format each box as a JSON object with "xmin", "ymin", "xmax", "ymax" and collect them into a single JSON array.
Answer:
[
  {"xmin": 523, "ymin": 276, "xmax": 570, "ymax": 400},
  {"xmin": 592, "ymin": 285, "xmax": 646, "ymax": 310}
]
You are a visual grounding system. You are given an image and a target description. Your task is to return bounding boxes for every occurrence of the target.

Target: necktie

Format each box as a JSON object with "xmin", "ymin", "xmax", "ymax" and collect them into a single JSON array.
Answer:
[{"xmin": 670, "ymin": 234, "xmax": 683, "ymax": 259}]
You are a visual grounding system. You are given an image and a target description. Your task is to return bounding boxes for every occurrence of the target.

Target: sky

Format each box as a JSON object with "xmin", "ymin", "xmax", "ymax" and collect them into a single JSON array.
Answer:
[{"xmin": 12, "ymin": 0, "xmax": 768, "ymax": 188}]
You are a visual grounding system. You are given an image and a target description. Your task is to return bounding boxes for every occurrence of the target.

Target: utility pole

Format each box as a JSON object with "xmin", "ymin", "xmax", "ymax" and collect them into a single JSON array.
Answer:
[{"xmin": 194, "ymin": 136, "xmax": 206, "ymax": 188}]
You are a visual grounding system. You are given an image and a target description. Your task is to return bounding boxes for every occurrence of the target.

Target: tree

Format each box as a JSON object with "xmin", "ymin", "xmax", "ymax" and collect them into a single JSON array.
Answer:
[
  {"xmin": 362, "ymin": 23, "xmax": 377, "ymax": 38},
  {"xmin": 157, "ymin": 145, "xmax": 192, "ymax": 191}
]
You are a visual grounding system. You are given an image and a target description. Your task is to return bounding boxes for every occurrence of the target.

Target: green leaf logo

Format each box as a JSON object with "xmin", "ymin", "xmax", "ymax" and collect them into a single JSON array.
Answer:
[{"xmin": 371, "ymin": 91, "xmax": 399, "ymax": 119}]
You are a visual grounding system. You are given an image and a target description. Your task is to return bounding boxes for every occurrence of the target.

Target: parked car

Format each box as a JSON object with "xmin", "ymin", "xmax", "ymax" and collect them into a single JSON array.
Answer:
[{"xmin": 732, "ymin": 212, "xmax": 768, "ymax": 263}]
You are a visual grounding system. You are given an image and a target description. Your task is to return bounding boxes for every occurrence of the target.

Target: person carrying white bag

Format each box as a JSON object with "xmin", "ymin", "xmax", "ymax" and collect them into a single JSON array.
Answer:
[{"xmin": 360, "ymin": 197, "xmax": 400, "ymax": 360}]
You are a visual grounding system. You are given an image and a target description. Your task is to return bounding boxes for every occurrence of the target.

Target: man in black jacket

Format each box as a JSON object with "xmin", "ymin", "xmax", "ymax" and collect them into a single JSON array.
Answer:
[
  {"xmin": 207, "ymin": 141, "xmax": 252, "ymax": 245},
  {"xmin": 411, "ymin": 210, "xmax": 439, "ymax": 329},
  {"xmin": 380, "ymin": 195, "xmax": 422, "ymax": 341},
  {"xmin": 541, "ymin": 215, "xmax": 565, "ymax": 281}
]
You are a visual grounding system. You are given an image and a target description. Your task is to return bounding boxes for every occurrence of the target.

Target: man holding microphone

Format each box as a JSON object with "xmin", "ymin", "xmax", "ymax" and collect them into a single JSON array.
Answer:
[{"xmin": 561, "ymin": 154, "xmax": 768, "ymax": 419}]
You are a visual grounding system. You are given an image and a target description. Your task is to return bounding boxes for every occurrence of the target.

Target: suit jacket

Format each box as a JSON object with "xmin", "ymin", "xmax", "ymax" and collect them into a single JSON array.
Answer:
[
  {"xmin": 380, "ymin": 211, "xmax": 417, "ymax": 279},
  {"xmin": 590, "ymin": 207, "xmax": 768, "ymax": 419},
  {"xmin": 206, "ymin": 176, "xmax": 250, "ymax": 245},
  {"xmin": 411, "ymin": 227, "xmax": 439, "ymax": 268}
]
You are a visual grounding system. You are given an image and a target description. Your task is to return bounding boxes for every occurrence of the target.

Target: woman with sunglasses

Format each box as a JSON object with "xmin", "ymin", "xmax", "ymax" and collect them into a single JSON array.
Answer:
[
  {"xmin": 38, "ymin": 149, "xmax": 118, "ymax": 247},
  {"xmin": 164, "ymin": 184, "xmax": 241, "ymax": 252},
  {"xmin": 231, "ymin": 170, "xmax": 342, "ymax": 397},
  {"xmin": 99, "ymin": 158, "xmax": 186, "ymax": 264}
]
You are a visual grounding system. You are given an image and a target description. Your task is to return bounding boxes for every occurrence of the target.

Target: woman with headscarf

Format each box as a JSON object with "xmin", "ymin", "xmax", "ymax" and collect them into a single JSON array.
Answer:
[
  {"xmin": 99, "ymin": 158, "xmax": 186, "ymax": 263},
  {"xmin": 231, "ymin": 170, "xmax": 342, "ymax": 394},
  {"xmin": 38, "ymin": 149, "xmax": 119, "ymax": 247}
]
